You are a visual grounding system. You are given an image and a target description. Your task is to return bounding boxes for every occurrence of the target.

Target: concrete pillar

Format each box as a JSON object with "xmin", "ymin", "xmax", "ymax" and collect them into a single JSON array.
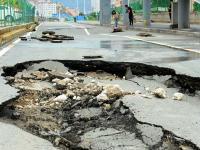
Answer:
[
  {"xmin": 143, "ymin": 0, "xmax": 151, "ymax": 27},
  {"xmin": 172, "ymin": 2, "xmax": 178, "ymax": 25},
  {"xmin": 100, "ymin": 0, "xmax": 111, "ymax": 26},
  {"xmin": 122, "ymin": 0, "xmax": 129, "ymax": 26},
  {"xmin": 178, "ymin": 0, "xmax": 190, "ymax": 29}
]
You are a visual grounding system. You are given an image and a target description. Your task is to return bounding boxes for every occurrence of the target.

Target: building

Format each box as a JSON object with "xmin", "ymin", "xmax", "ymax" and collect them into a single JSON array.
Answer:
[
  {"xmin": 29, "ymin": 0, "xmax": 57, "ymax": 18},
  {"xmin": 91, "ymin": 0, "xmax": 100, "ymax": 12}
]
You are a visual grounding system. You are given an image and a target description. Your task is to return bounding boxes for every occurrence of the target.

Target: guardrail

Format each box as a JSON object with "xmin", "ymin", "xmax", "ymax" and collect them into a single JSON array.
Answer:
[{"xmin": 0, "ymin": 22, "xmax": 37, "ymax": 46}]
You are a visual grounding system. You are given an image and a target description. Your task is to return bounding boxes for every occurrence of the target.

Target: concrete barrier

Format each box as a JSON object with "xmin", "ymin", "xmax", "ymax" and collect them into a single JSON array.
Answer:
[{"xmin": 0, "ymin": 22, "xmax": 37, "ymax": 46}]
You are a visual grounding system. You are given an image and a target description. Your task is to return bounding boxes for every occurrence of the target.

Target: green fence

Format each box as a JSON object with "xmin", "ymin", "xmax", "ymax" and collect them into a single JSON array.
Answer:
[
  {"xmin": 129, "ymin": 0, "xmax": 200, "ymax": 13},
  {"xmin": 129, "ymin": 0, "xmax": 170, "ymax": 13},
  {"xmin": 194, "ymin": 2, "xmax": 200, "ymax": 12},
  {"xmin": 0, "ymin": 0, "xmax": 35, "ymax": 27}
]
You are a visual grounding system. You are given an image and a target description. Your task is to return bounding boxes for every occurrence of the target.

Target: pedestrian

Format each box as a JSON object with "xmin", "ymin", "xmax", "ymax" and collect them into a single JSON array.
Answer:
[
  {"xmin": 168, "ymin": 0, "xmax": 172, "ymax": 21},
  {"xmin": 125, "ymin": 4, "xmax": 134, "ymax": 26},
  {"xmin": 112, "ymin": 10, "xmax": 119, "ymax": 29}
]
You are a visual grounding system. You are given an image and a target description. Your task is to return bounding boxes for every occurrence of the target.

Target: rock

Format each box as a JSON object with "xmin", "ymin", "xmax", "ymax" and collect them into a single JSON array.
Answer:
[
  {"xmin": 53, "ymin": 94, "xmax": 68, "ymax": 102},
  {"xmin": 74, "ymin": 113, "xmax": 81, "ymax": 118},
  {"xmin": 153, "ymin": 88, "xmax": 167, "ymax": 98},
  {"xmin": 14, "ymin": 78, "xmax": 25, "ymax": 83},
  {"xmin": 11, "ymin": 112, "xmax": 21, "ymax": 120},
  {"xmin": 65, "ymin": 71, "xmax": 74, "ymax": 78},
  {"xmin": 31, "ymin": 71, "xmax": 49, "ymax": 80},
  {"xmin": 52, "ymin": 78, "xmax": 60, "ymax": 83},
  {"xmin": 61, "ymin": 127, "xmax": 72, "ymax": 134},
  {"xmin": 66, "ymin": 90, "xmax": 75, "ymax": 98},
  {"xmin": 48, "ymin": 72, "xmax": 66, "ymax": 79},
  {"xmin": 113, "ymin": 100, "xmax": 122, "ymax": 109},
  {"xmin": 103, "ymin": 84, "xmax": 123, "ymax": 99},
  {"xmin": 135, "ymin": 90, "xmax": 142, "ymax": 95},
  {"xmin": 103, "ymin": 104, "xmax": 111, "ymax": 111},
  {"xmin": 120, "ymin": 107, "xmax": 129, "ymax": 115},
  {"xmin": 63, "ymin": 78, "xmax": 74, "ymax": 84},
  {"xmin": 54, "ymin": 137, "xmax": 72, "ymax": 147},
  {"xmin": 141, "ymin": 94, "xmax": 152, "ymax": 99},
  {"xmin": 97, "ymin": 93, "xmax": 109, "ymax": 102},
  {"xmin": 173, "ymin": 92, "xmax": 184, "ymax": 101},
  {"xmin": 84, "ymin": 83, "xmax": 103, "ymax": 96},
  {"xmin": 5, "ymin": 76, "xmax": 15, "ymax": 82}
]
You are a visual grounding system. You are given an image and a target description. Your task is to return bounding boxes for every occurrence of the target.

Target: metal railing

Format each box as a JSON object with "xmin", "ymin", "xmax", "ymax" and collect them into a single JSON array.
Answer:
[{"xmin": 0, "ymin": 0, "xmax": 35, "ymax": 27}]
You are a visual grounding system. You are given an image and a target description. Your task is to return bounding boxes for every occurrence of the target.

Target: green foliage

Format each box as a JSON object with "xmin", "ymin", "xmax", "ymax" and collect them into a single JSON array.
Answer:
[
  {"xmin": 86, "ymin": 12, "xmax": 98, "ymax": 20},
  {"xmin": 112, "ymin": 6, "xmax": 122, "ymax": 14},
  {"xmin": 193, "ymin": 2, "xmax": 200, "ymax": 12}
]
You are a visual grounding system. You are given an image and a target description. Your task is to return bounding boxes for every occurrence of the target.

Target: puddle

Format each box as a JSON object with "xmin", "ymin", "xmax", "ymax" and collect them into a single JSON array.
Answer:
[{"xmin": 0, "ymin": 60, "xmax": 200, "ymax": 150}]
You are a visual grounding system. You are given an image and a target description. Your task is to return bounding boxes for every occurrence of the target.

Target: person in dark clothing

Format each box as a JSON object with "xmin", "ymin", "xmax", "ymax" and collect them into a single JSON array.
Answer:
[
  {"xmin": 168, "ymin": 0, "xmax": 172, "ymax": 21},
  {"xmin": 125, "ymin": 4, "xmax": 134, "ymax": 26}
]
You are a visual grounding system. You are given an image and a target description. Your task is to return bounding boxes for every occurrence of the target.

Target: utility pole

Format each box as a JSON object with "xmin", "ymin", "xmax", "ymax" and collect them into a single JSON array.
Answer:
[
  {"xmin": 76, "ymin": 0, "xmax": 79, "ymax": 11},
  {"xmin": 83, "ymin": 0, "xmax": 86, "ymax": 15}
]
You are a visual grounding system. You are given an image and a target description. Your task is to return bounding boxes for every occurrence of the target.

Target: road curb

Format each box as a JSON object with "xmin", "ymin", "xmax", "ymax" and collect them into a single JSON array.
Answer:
[
  {"xmin": 131, "ymin": 27, "xmax": 200, "ymax": 38},
  {"xmin": 0, "ymin": 22, "xmax": 38, "ymax": 46},
  {"xmin": 78, "ymin": 22, "xmax": 200, "ymax": 38}
]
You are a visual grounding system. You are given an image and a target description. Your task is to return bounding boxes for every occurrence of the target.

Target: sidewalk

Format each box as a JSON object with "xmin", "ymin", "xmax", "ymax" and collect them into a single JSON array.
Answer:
[{"xmin": 79, "ymin": 20, "xmax": 200, "ymax": 37}]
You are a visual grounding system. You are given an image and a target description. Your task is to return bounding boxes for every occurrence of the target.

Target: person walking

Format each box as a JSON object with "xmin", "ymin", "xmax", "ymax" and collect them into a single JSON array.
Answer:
[{"xmin": 125, "ymin": 4, "xmax": 134, "ymax": 26}]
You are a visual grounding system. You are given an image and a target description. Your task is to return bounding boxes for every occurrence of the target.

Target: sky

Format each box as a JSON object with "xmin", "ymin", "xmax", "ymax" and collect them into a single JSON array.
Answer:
[{"xmin": 52, "ymin": 0, "xmax": 92, "ymax": 14}]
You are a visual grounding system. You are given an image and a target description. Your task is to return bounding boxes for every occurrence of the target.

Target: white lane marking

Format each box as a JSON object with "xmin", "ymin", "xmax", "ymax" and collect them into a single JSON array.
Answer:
[
  {"xmin": 84, "ymin": 28, "xmax": 90, "ymax": 35},
  {"xmin": 0, "ymin": 30, "xmax": 32, "ymax": 57},
  {"xmin": 35, "ymin": 23, "xmax": 42, "ymax": 31},
  {"xmin": 101, "ymin": 34, "xmax": 200, "ymax": 54},
  {"xmin": 66, "ymin": 22, "xmax": 90, "ymax": 36},
  {"xmin": 0, "ymin": 37, "xmax": 21, "ymax": 57},
  {"xmin": 0, "ymin": 43, "xmax": 15, "ymax": 57}
]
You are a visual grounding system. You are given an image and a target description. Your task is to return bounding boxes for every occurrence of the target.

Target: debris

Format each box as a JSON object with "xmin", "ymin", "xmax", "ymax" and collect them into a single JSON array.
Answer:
[
  {"xmin": 120, "ymin": 107, "xmax": 129, "ymax": 115},
  {"xmin": 97, "ymin": 93, "xmax": 109, "ymax": 102},
  {"xmin": 173, "ymin": 92, "xmax": 184, "ymax": 101},
  {"xmin": 11, "ymin": 112, "xmax": 20, "ymax": 120},
  {"xmin": 53, "ymin": 94, "xmax": 68, "ymax": 102},
  {"xmin": 42, "ymin": 31, "xmax": 55, "ymax": 35},
  {"xmin": 31, "ymin": 71, "xmax": 49, "ymax": 80},
  {"xmin": 137, "ymin": 32, "xmax": 152, "ymax": 37},
  {"xmin": 103, "ymin": 104, "xmax": 112, "ymax": 111},
  {"xmin": 141, "ymin": 94, "xmax": 152, "ymax": 99},
  {"xmin": 51, "ymin": 40, "xmax": 63, "ymax": 43},
  {"xmin": 135, "ymin": 90, "xmax": 142, "ymax": 95},
  {"xmin": 103, "ymin": 84, "xmax": 123, "ymax": 99},
  {"xmin": 153, "ymin": 88, "xmax": 167, "ymax": 98},
  {"xmin": 83, "ymin": 56, "xmax": 103, "ymax": 59}
]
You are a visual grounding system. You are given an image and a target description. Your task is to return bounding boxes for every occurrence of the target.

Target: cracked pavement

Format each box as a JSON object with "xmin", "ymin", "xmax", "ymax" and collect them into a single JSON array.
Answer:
[{"xmin": 0, "ymin": 22, "xmax": 200, "ymax": 149}]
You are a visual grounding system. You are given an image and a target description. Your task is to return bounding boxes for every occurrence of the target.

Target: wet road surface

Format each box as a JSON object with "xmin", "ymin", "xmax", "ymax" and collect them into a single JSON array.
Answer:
[{"xmin": 0, "ymin": 21, "xmax": 200, "ymax": 149}]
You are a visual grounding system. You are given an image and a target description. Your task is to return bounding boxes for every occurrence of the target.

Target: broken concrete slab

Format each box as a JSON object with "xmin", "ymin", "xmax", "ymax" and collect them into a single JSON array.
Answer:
[
  {"xmin": 122, "ymin": 95, "xmax": 200, "ymax": 148},
  {"xmin": 0, "ymin": 122, "xmax": 57, "ymax": 150},
  {"xmin": 80, "ymin": 128, "xmax": 147, "ymax": 150}
]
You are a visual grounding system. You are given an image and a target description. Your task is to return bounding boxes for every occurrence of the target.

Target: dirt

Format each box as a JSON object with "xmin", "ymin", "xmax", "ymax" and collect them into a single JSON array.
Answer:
[{"xmin": 0, "ymin": 60, "xmax": 200, "ymax": 150}]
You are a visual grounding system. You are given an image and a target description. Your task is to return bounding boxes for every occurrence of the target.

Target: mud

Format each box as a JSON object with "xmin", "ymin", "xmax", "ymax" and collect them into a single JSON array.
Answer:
[{"xmin": 1, "ymin": 60, "xmax": 200, "ymax": 150}]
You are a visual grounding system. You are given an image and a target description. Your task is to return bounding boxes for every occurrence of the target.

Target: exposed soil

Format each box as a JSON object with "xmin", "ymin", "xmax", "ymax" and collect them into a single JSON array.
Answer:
[{"xmin": 0, "ymin": 60, "xmax": 200, "ymax": 150}]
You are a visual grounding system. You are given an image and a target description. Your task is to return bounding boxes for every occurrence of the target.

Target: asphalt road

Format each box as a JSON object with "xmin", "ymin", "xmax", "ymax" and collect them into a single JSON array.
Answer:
[{"xmin": 0, "ymin": 21, "xmax": 200, "ymax": 149}]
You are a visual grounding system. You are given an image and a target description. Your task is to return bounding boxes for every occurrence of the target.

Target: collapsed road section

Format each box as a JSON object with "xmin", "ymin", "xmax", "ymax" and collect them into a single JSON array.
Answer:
[{"xmin": 0, "ymin": 60, "xmax": 200, "ymax": 150}]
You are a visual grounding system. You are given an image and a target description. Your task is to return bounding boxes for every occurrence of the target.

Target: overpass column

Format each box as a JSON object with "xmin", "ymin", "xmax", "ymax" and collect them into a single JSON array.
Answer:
[
  {"xmin": 122, "ymin": 0, "xmax": 129, "ymax": 26},
  {"xmin": 100, "ymin": 0, "xmax": 111, "ymax": 26},
  {"xmin": 178, "ymin": 0, "xmax": 190, "ymax": 29},
  {"xmin": 143, "ymin": 0, "xmax": 151, "ymax": 27}
]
